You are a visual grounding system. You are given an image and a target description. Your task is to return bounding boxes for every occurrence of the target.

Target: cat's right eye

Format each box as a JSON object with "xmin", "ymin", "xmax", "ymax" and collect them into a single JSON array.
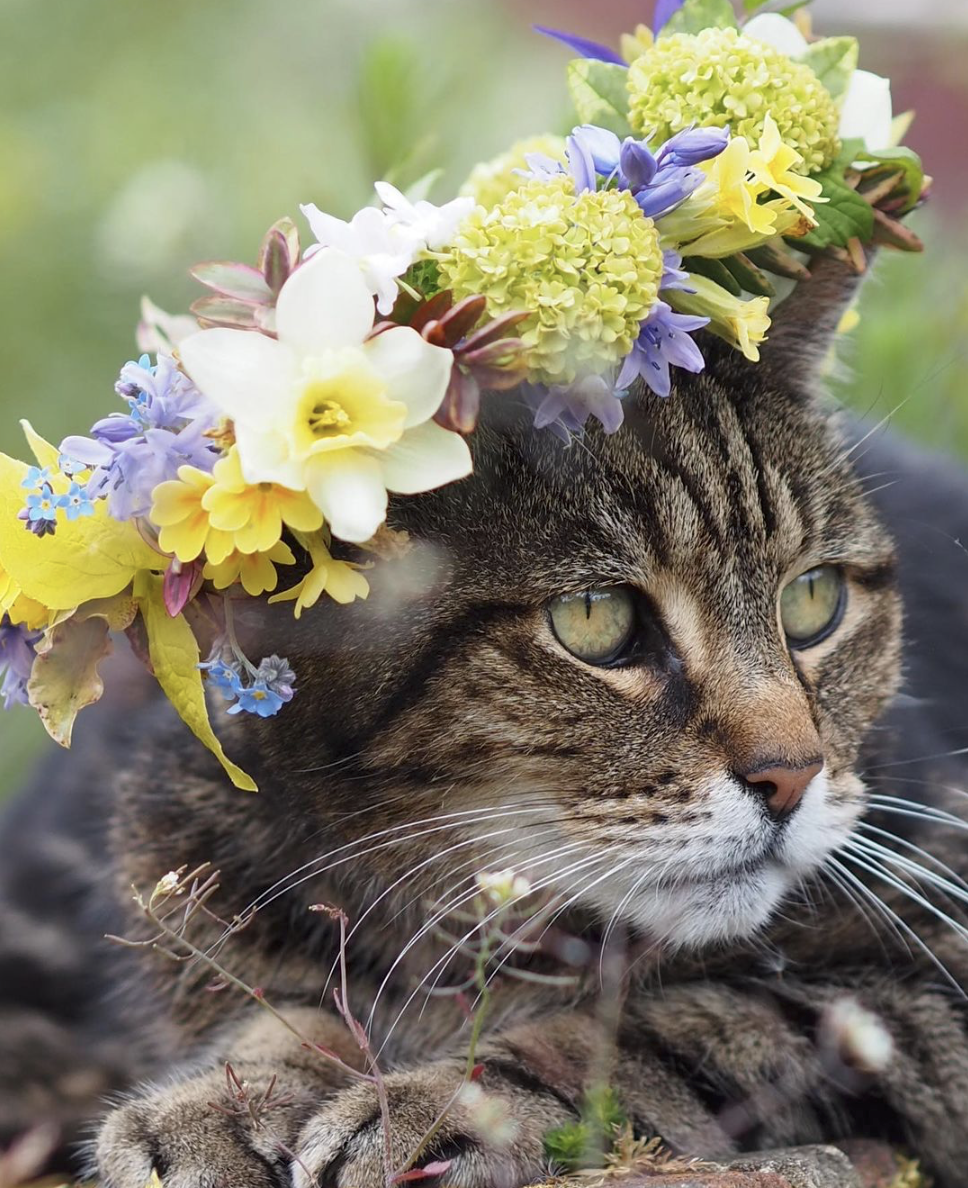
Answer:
[{"xmin": 548, "ymin": 588, "xmax": 636, "ymax": 665}]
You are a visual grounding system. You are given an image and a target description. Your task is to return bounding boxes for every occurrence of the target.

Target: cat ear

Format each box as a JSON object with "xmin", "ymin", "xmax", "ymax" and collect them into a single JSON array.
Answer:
[{"xmin": 761, "ymin": 250, "xmax": 869, "ymax": 381}]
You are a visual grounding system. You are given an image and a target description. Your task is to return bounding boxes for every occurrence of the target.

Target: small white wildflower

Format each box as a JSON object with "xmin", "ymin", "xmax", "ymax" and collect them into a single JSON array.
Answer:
[
  {"xmin": 823, "ymin": 996, "xmax": 895, "ymax": 1074},
  {"xmin": 457, "ymin": 1082, "xmax": 519, "ymax": 1147},
  {"xmin": 374, "ymin": 181, "xmax": 474, "ymax": 251},
  {"xmin": 154, "ymin": 870, "xmax": 182, "ymax": 897},
  {"xmin": 475, "ymin": 869, "xmax": 532, "ymax": 906}
]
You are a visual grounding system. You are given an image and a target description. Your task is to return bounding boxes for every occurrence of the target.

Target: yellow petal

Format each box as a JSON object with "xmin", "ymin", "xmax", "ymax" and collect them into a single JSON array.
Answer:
[
  {"xmin": 0, "ymin": 450, "xmax": 167, "ymax": 610},
  {"xmin": 134, "ymin": 572, "xmax": 256, "ymax": 791}
]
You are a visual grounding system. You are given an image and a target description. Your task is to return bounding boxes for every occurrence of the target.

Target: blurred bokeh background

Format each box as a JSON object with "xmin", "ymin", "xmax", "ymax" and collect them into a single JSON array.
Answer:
[{"xmin": 1, "ymin": 0, "xmax": 966, "ymax": 789}]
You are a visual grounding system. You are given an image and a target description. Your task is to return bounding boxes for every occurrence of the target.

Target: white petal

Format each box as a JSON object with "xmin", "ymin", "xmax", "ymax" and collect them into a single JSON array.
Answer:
[
  {"xmin": 839, "ymin": 70, "xmax": 893, "ymax": 152},
  {"xmin": 304, "ymin": 450, "xmax": 388, "ymax": 543},
  {"xmin": 374, "ymin": 180, "xmax": 410, "ymax": 215},
  {"xmin": 363, "ymin": 327, "xmax": 453, "ymax": 429},
  {"xmin": 234, "ymin": 421, "xmax": 306, "ymax": 490},
  {"xmin": 742, "ymin": 13, "xmax": 809, "ymax": 58},
  {"xmin": 377, "ymin": 420, "xmax": 473, "ymax": 495},
  {"xmin": 275, "ymin": 248, "xmax": 377, "ymax": 357},
  {"xmin": 179, "ymin": 328, "xmax": 295, "ymax": 426}
]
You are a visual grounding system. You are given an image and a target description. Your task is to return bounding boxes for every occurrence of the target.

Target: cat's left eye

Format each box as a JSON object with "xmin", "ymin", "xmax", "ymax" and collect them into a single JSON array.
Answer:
[
  {"xmin": 548, "ymin": 588, "xmax": 636, "ymax": 665},
  {"xmin": 780, "ymin": 565, "xmax": 846, "ymax": 648}
]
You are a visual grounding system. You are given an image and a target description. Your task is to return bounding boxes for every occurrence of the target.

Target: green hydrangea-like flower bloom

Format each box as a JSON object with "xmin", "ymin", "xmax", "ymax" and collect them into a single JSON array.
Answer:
[
  {"xmin": 627, "ymin": 27, "xmax": 840, "ymax": 174},
  {"xmin": 439, "ymin": 176, "xmax": 663, "ymax": 385},
  {"xmin": 460, "ymin": 134, "xmax": 568, "ymax": 210}
]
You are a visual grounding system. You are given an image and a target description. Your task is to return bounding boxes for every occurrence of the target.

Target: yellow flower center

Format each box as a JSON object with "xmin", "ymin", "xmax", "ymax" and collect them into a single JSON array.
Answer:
[{"xmin": 291, "ymin": 355, "xmax": 407, "ymax": 456}]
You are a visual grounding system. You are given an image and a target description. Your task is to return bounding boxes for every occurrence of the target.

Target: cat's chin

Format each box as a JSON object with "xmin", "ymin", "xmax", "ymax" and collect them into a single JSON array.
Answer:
[{"xmin": 623, "ymin": 862, "xmax": 792, "ymax": 950}]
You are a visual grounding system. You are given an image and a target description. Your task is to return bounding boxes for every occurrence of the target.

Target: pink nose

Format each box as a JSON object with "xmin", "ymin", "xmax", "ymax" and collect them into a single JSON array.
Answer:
[{"xmin": 742, "ymin": 760, "xmax": 823, "ymax": 820}]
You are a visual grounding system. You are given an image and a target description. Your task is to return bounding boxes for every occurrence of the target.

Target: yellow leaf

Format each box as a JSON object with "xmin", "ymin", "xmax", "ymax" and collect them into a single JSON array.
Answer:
[
  {"xmin": 0, "ymin": 450, "xmax": 168, "ymax": 611},
  {"xmin": 20, "ymin": 418, "xmax": 61, "ymax": 470},
  {"xmin": 135, "ymin": 573, "xmax": 257, "ymax": 792},
  {"xmin": 27, "ymin": 616, "xmax": 113, "ymax": 746}
]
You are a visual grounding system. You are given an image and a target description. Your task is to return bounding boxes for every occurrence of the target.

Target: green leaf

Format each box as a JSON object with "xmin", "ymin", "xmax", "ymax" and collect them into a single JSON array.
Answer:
[
  {"xmin": 566, "ymin": 59, "xmax": 632, "ymax": 138},
  {"xmin": 778, "ymin": 0, "xmax": 815, "ymax": 15},
  {"xmin": 852, "ymin": 146, "xmax": 925, "ymax": 215},
  {"xmin": 682, "ymin": 255, "xmax": 742, "ymax": 297},
  {"xmin": 793, "ymin": 170, "xmax": 874, "ymax": 251},
  {"xmin": 661, "ymin": 0, "xmax": 738, "ymax": 36},
  {"xmin": 723, "ymin": 253, "xmax": 776, "ymax": 298},
  {"xmin": 190, "ymin": 261, "xmax": 272, "ymax": 304},
  {"xmin": 801, "ymin": 37, "xmax": 858, "ymax": 101},
  {"xmin": 403, "ymin": 168, "xmax": 444, "ymax": 205},
  {"xmin": 742, "ymin": 0, "xmax": 772, "ymax": 10},
  {"xmin": 544, "ymin": 1087, "xmax": 627, "ymax": 1172}
]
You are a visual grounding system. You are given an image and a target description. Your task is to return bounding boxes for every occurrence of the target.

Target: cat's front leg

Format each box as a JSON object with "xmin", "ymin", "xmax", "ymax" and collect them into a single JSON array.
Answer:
[{"xmin": 94, "ymin": 1008, "xmax": 360, "ymax": 1188}]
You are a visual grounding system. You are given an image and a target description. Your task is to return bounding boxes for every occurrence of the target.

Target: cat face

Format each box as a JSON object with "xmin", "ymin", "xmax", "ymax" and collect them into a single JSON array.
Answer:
[{"xmin": 264, "ymin": 302, "xmax": 901, "ymax": 953}]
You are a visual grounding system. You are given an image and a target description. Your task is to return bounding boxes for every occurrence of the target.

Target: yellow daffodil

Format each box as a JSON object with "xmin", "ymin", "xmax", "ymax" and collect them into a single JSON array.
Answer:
[
  {"xmin": 149, "ymin": 466, "xmax": 216, "ymax": 562},
  {"xmin": 203, "ymin": 540, "xmax": 296, "ymax": 597},
  {"xmin": 268, "ymin": 536, "xmax": 368, "ymax": 618},
  {"xmin": 179, "ymin": 249, "xmax": 470, "ymax": 545},
  {"xmin": 201, "ymin": 447, "xmax": 323, "ymax": 554},
  {"xmin": 749, "ymin": 113, "xmax": 826, "ymax": 222}
]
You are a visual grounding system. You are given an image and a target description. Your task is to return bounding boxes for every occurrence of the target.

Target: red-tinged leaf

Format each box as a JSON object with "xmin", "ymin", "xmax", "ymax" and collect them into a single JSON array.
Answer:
[
  {"xmin": 190, "ymin": 261, "xmax": 272, "ymax": 304},
  {"xmin": 254, "ymin": 304, "xmax": 277, "ymax": 336},
  {"xmin": 434, "ymin": 370, "xmax": 480, "ymax": 434},
  {"xmin": 258, "ymin": 217, "xmax": 300, "ymax": 294},
  {"xmin": 163, "ymin": 559, "xmax": 204, "ymax": 618},
  {"xmin": 392, "ymin": 1160, "xmax": 453, "ymax": 1183},
  {"xmin": 460, "ymin": 311, "xmax": 529, "ymax": 352},
  {"xmin": 871, "ymin": 208, "xmax": 924, "ymax": 252},
  {"xmin": 409, "ymin": 289, "xmax": 454, "ymax": 333},
  {"xmin": 252, "ymin": 986, "xmax": 265, "ymax": 999},
  {"xmin": 190, "ymin": 295, "xmax": 260, "ymax": 330},
  {"xmin": 470, "ymin": 1063, "xmax": 484, "ymax": 1081},
  {"xmin": 420, "ymin": 319, "xmax": 449, "ymax": 348},
  {"xmin": 438, "ymin": 295, "xmax": 487, "ymax": 343},
  {"xmin": 125, "ymin": 613, "xmax": 153, "ymax": 675},
  {"xmin": 459, "ymin": 339, "xmax": 526, "ymax": 368},
  {"xmin": 466, "ymin": 364, "xmax": 527, "ymax": 391}
]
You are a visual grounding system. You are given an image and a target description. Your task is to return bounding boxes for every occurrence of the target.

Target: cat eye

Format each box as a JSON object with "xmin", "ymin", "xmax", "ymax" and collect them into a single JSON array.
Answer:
[
  {"xmin": 780, "ymin": 565, "xmax": 846, "ymax": 648},
  {"xmin": 548, "ymin": 588, "xmax": 636, "ymax": 665}
]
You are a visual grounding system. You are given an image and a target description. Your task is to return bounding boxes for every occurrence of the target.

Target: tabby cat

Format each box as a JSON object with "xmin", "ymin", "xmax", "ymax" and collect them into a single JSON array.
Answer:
[{"xmin": 2, "ymin": 256, "xmax": 968, "ymax": 1188}]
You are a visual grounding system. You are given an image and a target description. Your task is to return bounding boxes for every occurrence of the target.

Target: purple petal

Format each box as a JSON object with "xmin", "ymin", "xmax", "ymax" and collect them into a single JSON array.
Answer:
[
  {"xmin": 620, "ymin": 139, "xmax": 658, "ymax": 190},
  {"xmin": 532, "ymin": 389, "xmax": 569, "ymax": 430},
  {"xmin": 653, "ymin": 0, "xmax": 686, "ymax": 33},
  {"xmin": 656, "ymin": 126, "xmax": 730, "ymax": 168},
  {"xmin": 660, "ymin": 249, "xmax": 693, "ymax": 292},
  {"xmin": 59, "ymin": 434, "xmax": 115, "ymax": 466},
  {"xmin": 571, "ymin": 125, "xmax": 623, "ymax": 174},
  {"xmin": 533, "ymin": 25, "xmax": 625, "ymax": 65},
  {"xmin": 565, "ymin": 135, "xmax": 598, "ymax": 194},
  {"xmin": 635, "ymin": 170, "xmax": 703, "ymax": 218}
]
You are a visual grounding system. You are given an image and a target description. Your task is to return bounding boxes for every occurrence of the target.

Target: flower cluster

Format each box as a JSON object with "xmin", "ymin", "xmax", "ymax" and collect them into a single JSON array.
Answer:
[{"xmin": 0, "ymin": 0, "xmax": 926, "ymax": 790}]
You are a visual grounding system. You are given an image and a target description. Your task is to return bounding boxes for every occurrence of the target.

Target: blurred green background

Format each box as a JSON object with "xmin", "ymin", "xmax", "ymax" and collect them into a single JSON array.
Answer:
[{"xmin": 1, "ymin": 0, "xmax": 966, "ymax": 791}]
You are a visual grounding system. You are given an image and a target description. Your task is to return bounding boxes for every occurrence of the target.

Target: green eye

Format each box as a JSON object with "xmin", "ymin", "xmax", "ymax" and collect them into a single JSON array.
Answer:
[
  {"xmin": 548, "ymin": 588, "xmax": 636, "ymax": 665},
  {"xmin": 780, "ymin": 565, "xmax": 845, "ymax": 647}
]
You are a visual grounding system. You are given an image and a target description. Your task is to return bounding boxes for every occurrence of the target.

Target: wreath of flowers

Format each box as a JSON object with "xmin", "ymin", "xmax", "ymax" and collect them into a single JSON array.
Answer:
[{"xmin": 0, "ymin": 0, "xmax": 927, "ymax": 790}]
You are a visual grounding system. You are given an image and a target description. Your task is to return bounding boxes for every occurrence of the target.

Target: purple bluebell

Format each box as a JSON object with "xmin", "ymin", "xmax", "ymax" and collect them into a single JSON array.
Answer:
[
  {"xmin": 660, "ymin": 250, "xmax": 694, "ymax": 293},
  {"xmin": 198, "ymin": 658, "xmax": 243, "ymax": 701},
  {"xmin": 61, "ymin": 353, "xmax": 219, "ymax": 523},
  {"xmin": 560, "ymin": 124, "xmax": 726, "ymax": 219},
  {"xmin": 227, "ymin": 680, "xmax": 285, "ymax": 718},
  {"xmin": 58, "ymin": 482, "xmax": 95, "ymax": 522},
  {"xmin": 526, "ymin": 376, "xmax": 626, "ymax": 442},
  {"xmin": 533, "ymin": 25, "xmax": 625, "ymax": 65},
  {"xmin": 653, "ymin": 0, "xmax": 686, "ymax": 33},
  {"xmin": 0, "ymin": 616, "xmax": 42, "ymax": 710},
  {"xmin": 255, "ymin": 655, "xmax": 296, "ymax": 703},
  {"xmin": 617, "ymin": 302, "xmax": 709, "ymax": 398}
]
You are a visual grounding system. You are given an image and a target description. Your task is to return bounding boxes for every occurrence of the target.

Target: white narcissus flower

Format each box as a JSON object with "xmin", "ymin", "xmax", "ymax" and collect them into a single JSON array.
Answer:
[
  {"xmin": 178, "ymin": 249, "xmax": 471, "ymax": 544},
  {"xmin": 742, "ymin": 13, "xmax": 893, "ymax": 152},
  {"xmin": 839, "ymin": 69, "xmax": 894, "ymax": 153}
]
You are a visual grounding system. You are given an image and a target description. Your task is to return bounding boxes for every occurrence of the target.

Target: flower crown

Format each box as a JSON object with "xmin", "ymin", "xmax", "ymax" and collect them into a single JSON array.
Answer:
[{"xmin": 0, "ymin": 0, "xmax": 926, "ymax": 790}]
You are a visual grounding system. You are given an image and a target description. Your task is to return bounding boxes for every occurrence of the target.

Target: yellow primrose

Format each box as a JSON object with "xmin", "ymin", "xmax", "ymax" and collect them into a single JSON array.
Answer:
[
  {"xmin": 149, "ymin": 466, "xmax": 217, "ymax": 563},
  {"xmin": 667, "ymin": 275, "xmax": 771, "ymax": 363},
  {"xmin": 201, "ymin": 447, "xmax": 323, "ymax": 555},
  {"xmin": 703, "ymin": 137, "xmax": 776, "ymax": 237},
  {"xmin": 179, "ymin": 249, "xmax": 470, "ymax": 545},
  {"xmin": 268, "ymin": 536, "xmax": 368, "ymax": 618},
  {"xmin": 204, "ymin": 540, "xmax": 296, "ymax": 597},
  {"xmin": 749, "ymin": 113, "xmax": 827, "ymax": 222}
]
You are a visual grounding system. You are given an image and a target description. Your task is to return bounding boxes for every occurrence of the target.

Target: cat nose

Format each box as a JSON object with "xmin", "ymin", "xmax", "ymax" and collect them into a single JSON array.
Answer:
[{"xmin": 741, "ymin": 759, "xmax": 823, "ymax": 820}]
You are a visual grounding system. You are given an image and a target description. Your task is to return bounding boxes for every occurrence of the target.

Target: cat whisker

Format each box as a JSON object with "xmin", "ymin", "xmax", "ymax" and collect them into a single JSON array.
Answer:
[{"xmin": 856, "ymin": 821, "xmax": 968, "ymax": 894}]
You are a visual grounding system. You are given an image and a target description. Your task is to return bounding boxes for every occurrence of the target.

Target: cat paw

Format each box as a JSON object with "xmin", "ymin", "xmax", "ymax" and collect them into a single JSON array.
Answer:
[
  {"xmin": 292, "ymin": 1061, "xmax": 570, "ymax": 1188},
  {"xmin": 95, "ymin": 1067, "xmax": 309, "ymax": 1188}
]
